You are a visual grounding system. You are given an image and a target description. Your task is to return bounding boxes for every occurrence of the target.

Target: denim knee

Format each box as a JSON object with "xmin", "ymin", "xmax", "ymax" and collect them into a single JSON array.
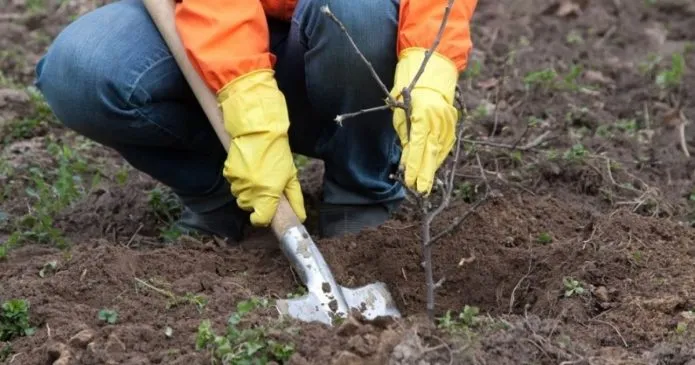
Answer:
[
  {"xmin": 297, "ymin": 0, "xmax": 400, "ymax": 103},
  {"xmin": 34, "ymin": 0, "xmax": 180, "ymax": 147}
]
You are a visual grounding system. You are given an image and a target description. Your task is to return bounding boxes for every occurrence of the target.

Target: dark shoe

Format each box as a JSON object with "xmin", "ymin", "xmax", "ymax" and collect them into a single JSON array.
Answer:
[
  {"xmin": 318, "ymin": 203, "xmax": 392, "ymax": 238},
  {"xmin": 176, "ymin": 202, "xmax": 249, "ymax": 242},
  {"xmin": 174, "ymin": 180, "xmax": 249, "ymax": 243}
]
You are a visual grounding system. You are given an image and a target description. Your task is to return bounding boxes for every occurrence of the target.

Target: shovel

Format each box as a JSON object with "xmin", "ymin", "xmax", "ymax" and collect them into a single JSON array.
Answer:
[{"xmin": 142, "ymin": 0, "xmax": 401, "ymax": 326}]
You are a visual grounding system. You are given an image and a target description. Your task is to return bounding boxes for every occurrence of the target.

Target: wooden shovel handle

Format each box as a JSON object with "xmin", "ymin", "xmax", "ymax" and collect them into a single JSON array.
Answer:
[{"xmin": 143, "ymin": 0, "xmax": 300, "ymax": 239}]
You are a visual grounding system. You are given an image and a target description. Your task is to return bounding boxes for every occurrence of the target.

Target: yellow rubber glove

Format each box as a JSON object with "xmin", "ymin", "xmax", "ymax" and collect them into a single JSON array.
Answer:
[
  {"xmin": 218, "ymin": 69, "xmax": 306, "ymax": 226},
  {"xmin": 390, "ymin": 47, "xmax": 459, "ymax": 195}
]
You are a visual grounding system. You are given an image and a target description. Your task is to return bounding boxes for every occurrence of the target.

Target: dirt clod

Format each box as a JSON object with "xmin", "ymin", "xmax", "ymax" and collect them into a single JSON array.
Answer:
[
  {"xmin": 68, "ymin": 329, "xmax": 95, "ymax": 349},
  {"xmin": 332, "ymin": 351, "xmax": 363, "ymax": 365},
  {"xmin": 594, "ymin": 286, "xmax": 610, "ymax": 302},
  {"xmin": 337, "ymin": 316, "xmax": 362, "ymax": 337}
]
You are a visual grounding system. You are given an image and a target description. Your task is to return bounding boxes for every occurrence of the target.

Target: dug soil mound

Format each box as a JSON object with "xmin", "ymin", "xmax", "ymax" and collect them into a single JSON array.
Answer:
[{"xmin": 2, "ymin": 0, "xmax": 695, "ymax": 364}]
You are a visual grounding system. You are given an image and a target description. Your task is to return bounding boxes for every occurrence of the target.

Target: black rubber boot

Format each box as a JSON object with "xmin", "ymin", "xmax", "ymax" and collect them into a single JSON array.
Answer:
[
  {"xmin": 318, "ymin": 203, "xmax": 392, "ymax": 238},
  {"xmin": 174, "ymin": 180, "xmax": 249, "ymax": 243}
]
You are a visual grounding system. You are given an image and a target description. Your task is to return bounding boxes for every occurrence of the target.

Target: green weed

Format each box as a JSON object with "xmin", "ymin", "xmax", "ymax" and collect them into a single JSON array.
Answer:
[
  {"xmin": 675, "ymin": 322, "xmax": 687, "ymax": 335},
  {"xmin": 0, "ymin": 343, "xmax": 11, "ymax": 362},
  {"xmin": 195, "ymin": 298, "xmax": 295, "ymax": 364},
  {"xmin": 563, "ymin": 144, "xmax": 588, "ymax": 162},
  {"xmin": 147, "ymin": 187, "xmax": 185, "ymax": 241},
  {"xmin": 2, "ymin": 86, "xmax": 56, "ymax": 144},
  {"xmin": 0, "ymin": 299, "xmax": 35, "ymax": 342},
  {"xmin": 437, "ymin": 305, "xmax": 481, "ymax": 334},
  {"xmin": 656, "ymin": 53, "xmax": 685, "ymax": 89},
  {"xmin": 566, "ymin": 30, "xmax": 584, "ymax": 45},
  {"xmin": 2, "ymin": 142, "xmax": 93, "ymax": 256},
  {"xmin": 563, "ymin": 277, "xmax": 585, "ymax": 297},
  {"xmin": 98, "ymin": 309, "xmax": 118, "ymax": 325},
  {"xmin": 454, "ymin": 181, "xmax": 478, "ymax": 203},
  {"xmin": 537, "ymin": 232, "xmax": 553, "ymax": 244},
  {"xmin": 462, "ymin": 59, "xmax": 482, "ymax": 80},
  {"xmin": 148, "ymin": 187, "xmax": 181, "ymax": 223},
  {"xmin": 524, "ymin": 65, "xmax": 584, "ymax": 92}
]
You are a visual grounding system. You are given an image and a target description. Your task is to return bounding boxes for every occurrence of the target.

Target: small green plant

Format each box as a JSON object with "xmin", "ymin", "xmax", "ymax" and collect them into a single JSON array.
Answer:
[
  {"xmin": 2, "ymin": 86, "xmax": 56, "ymax": 144},
  {"xmin": 3, "ymin": 118, "xmax": 43, "ymax": 143},
  {"xmin": 537, "ymin": 232, "xmax": 552, "ymax": 244},
  {"xmin": 595, "ymin": 119, "xmax": 641, "ymax": 140},
  {"xmin": 595, "ymin": 124, "xmax": 612, "ymax": 138},
  {"xmin": 437, "ymin": 305, "xmax": 480, "ymax": 334},
  {"xmin": 454, "ymin": 181, "xmax": 477, "ymax": 203},
  {"xmin": 615, "ymin": 119, "xmax": 638, "ymax": 134},
  {"xmin": 523, "ymin": 65, "xmax": 583, "ymax": 92},
  {"xmin": 98, "ymin": 309, "xmax": 118, "ymax": 324},
  {"xmin": 527, "ymin": 116, "xmax": 542, "ymax": 128},
  {"xmin": 148, "ymin": 187, "xmax": 185, "ymax": 241},
  {"xmin": 38, "ymin": 260, "xmax": 58, "ymax": 277},
  {"xmin": 5, "ymin": 142, "xmax": 92, "ymax": 251},
  {"xmin": 25, "ymin": 0, "xmax": 45, "ymax": 14},
  {"xmin": 524, "ymin": 68, "xmax": 558, "ymax": 90},
  {"xmin": 675, "ymin": 321, "xmax": 687, "ymax": 335},
  {"xmin": 177, "ymin": 293, "xmax": 208, "ymax": 313},
  {"xmin": 656, "ymin": 53, "xmax": 685, "ymax": 89},
  {"xmin": 115, "ymin": 165, "xmax": 130, "ymax": 186},
  {"xmin": 562, "ymin": 64, "xmax": 584, "ymax": 91},
  {"xmin": 472, "ymin": 103, "xmax": 490, "ymax": 119},
  {"xmin": 566, "ymin": 30, "xmax": 584, "ymax": 45},
  {"xmin": 159, "ymin": 224, "xmax": 184, "ymax": 243},
  {"xmin": 563, "ymin": 277, "xmax": 585, "ymax": 297},
  {"xmin": 0, "ymin": 299, "xmax": 35, "ymax": 342},
  {"xmin": 462, "ymin": 59, "xmax": 482, "ymax": 80},
  {"xmin": 0, "ymin": 343, "xmax": 12, "ymax": 362},
  {"xmin": 148, "ymin": 187, "xmax": 181, "ymax": 223},
  {"xmin": 563, "ymin": 143, "xmax": 588, "ymax": 162},
  {"xmin": 26, "ymin": 86, "xmax": 53, "ymax": 121},
  {"xmin": 631, "ymin": 250, "xmax": 644, "ymax": 263},
  {"xmin": 286, "ymin": 286, "xmax": 307, "ymax": 299},
  {"xmin": 195, "ymin": 298, "xmax": 295, "ymax": 364}
]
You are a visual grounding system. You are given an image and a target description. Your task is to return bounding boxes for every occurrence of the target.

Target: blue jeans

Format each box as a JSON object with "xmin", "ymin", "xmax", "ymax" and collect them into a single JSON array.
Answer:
[{"xmin": 35, "ymin": 0, "xmax": 404, "ymax": 212}]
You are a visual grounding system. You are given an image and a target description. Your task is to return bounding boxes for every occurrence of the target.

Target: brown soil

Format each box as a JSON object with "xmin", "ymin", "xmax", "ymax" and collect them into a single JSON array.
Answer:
[{"xmin": 2, "ymin": 0, "xmax": 695, "ymax": 364}]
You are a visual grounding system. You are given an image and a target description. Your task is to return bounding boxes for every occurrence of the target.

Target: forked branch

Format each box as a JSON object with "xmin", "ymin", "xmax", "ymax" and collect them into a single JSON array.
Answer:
[{"xmin": 322, "ymin": 0, "xmax": 473, "ymax": 320}]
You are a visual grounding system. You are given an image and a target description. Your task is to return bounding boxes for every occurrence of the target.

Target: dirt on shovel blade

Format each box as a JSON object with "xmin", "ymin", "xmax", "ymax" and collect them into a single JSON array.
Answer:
[{"xmin": 2, "ymin": 0, "xmax": 695, "ymax": 364}]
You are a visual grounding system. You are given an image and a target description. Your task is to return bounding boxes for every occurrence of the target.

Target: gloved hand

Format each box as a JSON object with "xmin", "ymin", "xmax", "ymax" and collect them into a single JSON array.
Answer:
[
  {"xmin": 218, "ymin": 69, "xmax": 306, "ymax": 226},
  {"xmin": 390, "ymin": 47, "xmax": 459, "ymax": 195}
]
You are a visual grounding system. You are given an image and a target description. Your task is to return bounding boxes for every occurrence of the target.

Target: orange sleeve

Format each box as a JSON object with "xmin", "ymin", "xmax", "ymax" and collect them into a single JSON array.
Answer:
[
  {"xmin": 174, "ymin": 0, "xmax": 276, "ymax": 93},
  {"xmin": 397, "ymin": 0, "xmax": 478, "ymax": 71}
]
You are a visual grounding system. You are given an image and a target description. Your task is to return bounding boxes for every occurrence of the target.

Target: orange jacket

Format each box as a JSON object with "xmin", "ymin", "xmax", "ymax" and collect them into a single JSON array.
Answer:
[{"xmin": 175, "ymin": 0, "xmax": 478, "ymax": 93}]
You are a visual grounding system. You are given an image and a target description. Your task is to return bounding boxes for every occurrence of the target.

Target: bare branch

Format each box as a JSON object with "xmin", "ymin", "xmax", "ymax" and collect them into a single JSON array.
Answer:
[
  {"xmin": 334, "ymin": 104, "xmax": 391, "ymax": 125},
  {"xmin": 428, "ymin": 192, "xmax": 488, "ymax": 246},
  {"xmin": 323, "ymin": 0, "xmax": 473, "ymax": 320}
]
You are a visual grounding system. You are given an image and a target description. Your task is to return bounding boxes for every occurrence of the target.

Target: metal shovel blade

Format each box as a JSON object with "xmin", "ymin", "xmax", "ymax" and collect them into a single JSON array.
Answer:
[
  {"xmin": 274, "ymin": 225, "xmax": 401, "ymax": 326},
  {"xmin": 276, "ymin": 282, "xmax": 401, "ymax": 326}
]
